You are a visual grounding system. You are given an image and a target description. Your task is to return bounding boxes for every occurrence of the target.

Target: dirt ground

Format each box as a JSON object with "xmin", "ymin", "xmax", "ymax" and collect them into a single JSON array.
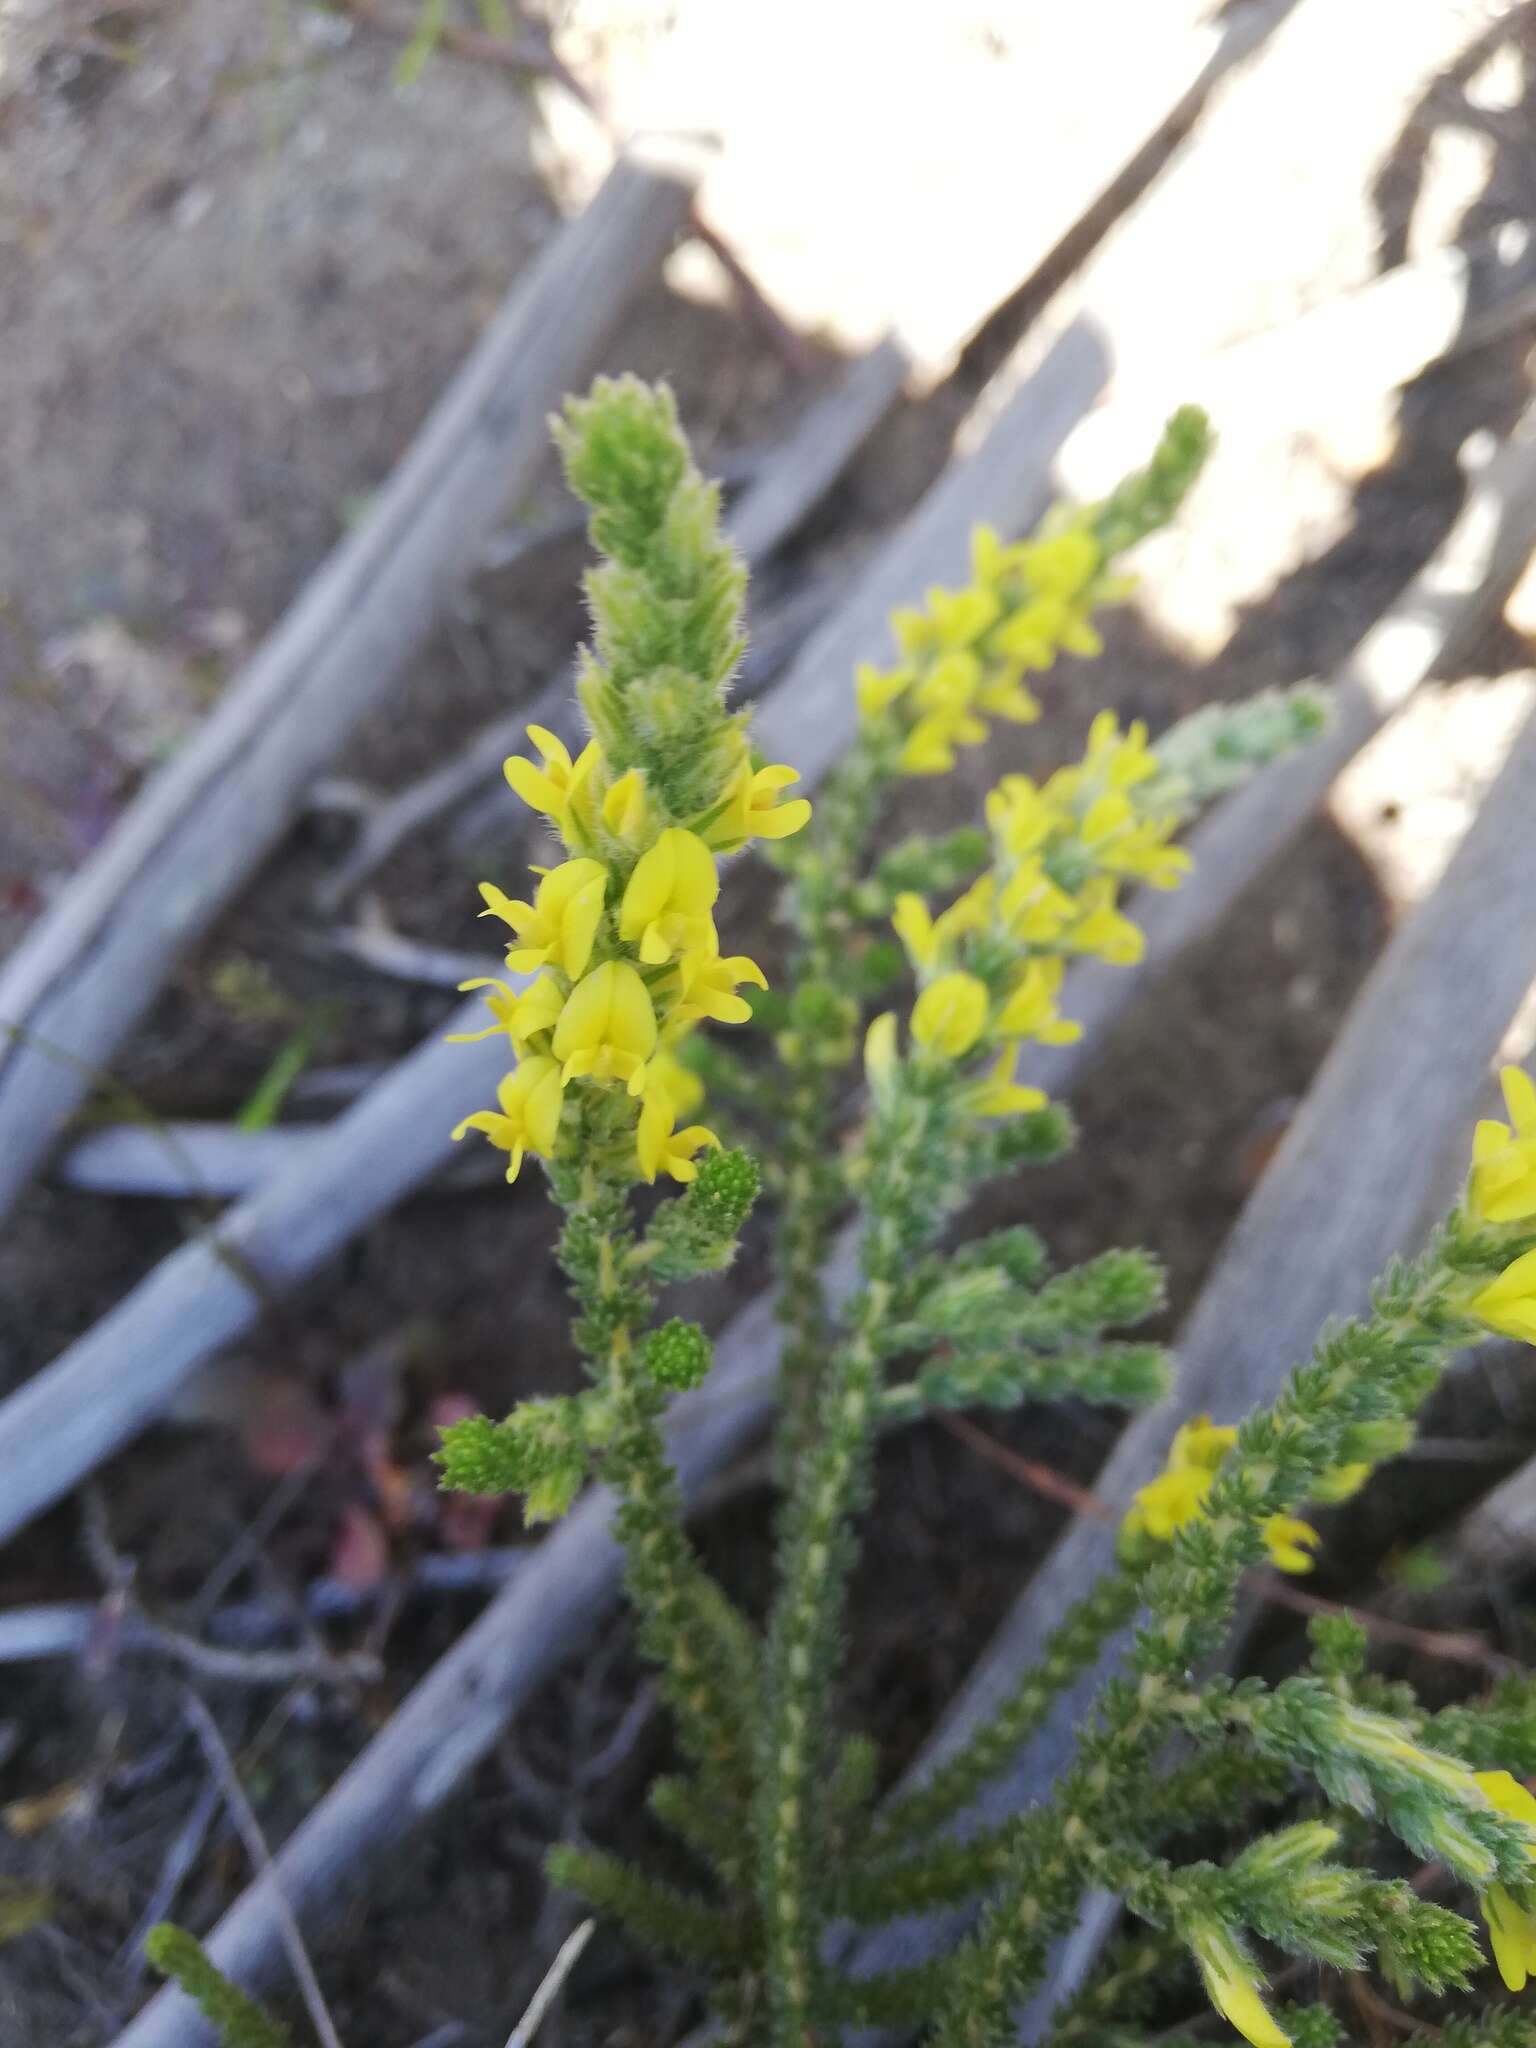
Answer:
[{"xmin": 3, "ymin": 3, "xmax": 1536, "ymax": 2044}]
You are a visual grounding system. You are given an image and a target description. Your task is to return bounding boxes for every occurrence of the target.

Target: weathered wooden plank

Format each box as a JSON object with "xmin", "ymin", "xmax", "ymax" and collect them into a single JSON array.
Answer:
[{"xmin": 0, "ymin": 151, "xmax": 699, "ymax": 1226}]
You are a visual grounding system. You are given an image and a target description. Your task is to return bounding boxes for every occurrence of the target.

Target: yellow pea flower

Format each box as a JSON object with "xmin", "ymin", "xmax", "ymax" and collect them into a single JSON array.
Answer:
[
  {"xmin": 705, "ymin": 757, "xmax": 813, "ymax": 849},
  {"xmin": 647, "ymin": 1047, "xmax": 706, "ymax": 1120},
  {"xmin": 899, "ymin": 706, "xmax": 987, "ymax": 776},
  {"xmin": 994, "ymin": 958, "xmax": 1081, "ymax": 1046},
  {"xmin": 986, "ymin": 777, "xmax": 1060, "ymax": 860},
  {"xmin": 856, "ymin": 662, "xmax": 912, "ymax": 718},
  {"xmin": 451, "ymin": 1056, "xmax": 566, "ymax": 1183},
  {"xmin": 1471, "ymin": 1066, "xmax": 1536, "ymax": 1223},
  {"xmin": 619, "ymin": 828, "xmax": 720, "ymax": 965},
  {"xmin": 892, "ymin": 880, "xmax": 994, "ymax": 974},
  {"xmin": 1123, "ymin": 1464, "xmax": 1213, "ymax": 1546},
  {"xmin": 970, "ymin": 523, "xmax": 1028, "ymax": 590},
  {"xmin": 553, "ymin": 961, "xmax": 657, "ymax": 1096},
  {"xmin": 479, "ymin": 860, "xmax": 607, "ymax": 980},
  {"xmin": 1168, "ymin": 1413, "xmax": 1239, "ymax": 1472},
  {"xmin": 446, "ymin": 971, "xmax": 564, "ymax": 1054},
  {"xmin": 1067, "ymin": 877, "xmax": 1145, "ymax": 966},
  {"xmin": 672, "ymin": 947, "xmax": 769, "ymax": 1028},
  {"xmin": 1474, "ymin": 1771, "xmax": 1536, "ymax": 1991},
  {"xmin": 1472, "ymin": 1246, "xmax": 1536, "ymax": 1345},
  {"xmin": 600, "ymin": 766, "xmax": 653, "ymax": 850},
  {"xmin": 502, "ymin": 725, "xmax": 599, "ymax": 841},
  {"xmin": 1261, "ymin": 1514, "xmax": 1321, "ymax": 1575},
  {"xmin": 913, "ymin": 648, "xmax": 982, "ymax": 711},
  {"xmin": 636, "ymin": 1081, "xmax": 720, "ymax": 1185},
  {"xmin": 1190, "ymin": 1924, "xmax": 1291, "ymax": 2048},
  {"xmin": 1081, "ymin": 709, "xmax": 1158, "ymax": 792},
  {"xmin": 1311, "ymin": 1461, "xmax": 1372, "ymax": 1505},
  {"xmin": 961, "ymin": 1044, "xmax": 1047, "ymax": 1119},
  {"xmin": 910, "ymin": 971, "xmax": 989, "ymax": 1059},
  {"xmin": 975, "ymin": 665, "xmax": 1042, "ymax": 726},
  {"xmin": 892, "ymin": 893, "xmax": 940, "ymax": 971},
  {"xmin": 995, "ymin": 861, "xmax": 1077, "ymax": 946},
  {"xmin": 892, "ymin": 584, "xmax": 1000, "ymax": 656}
]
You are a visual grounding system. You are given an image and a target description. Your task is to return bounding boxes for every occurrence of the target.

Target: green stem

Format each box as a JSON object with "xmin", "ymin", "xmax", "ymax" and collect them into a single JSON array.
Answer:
[{"xmin": 550, "ymin": 1142, "xmax": 753, "ymax": 1813}]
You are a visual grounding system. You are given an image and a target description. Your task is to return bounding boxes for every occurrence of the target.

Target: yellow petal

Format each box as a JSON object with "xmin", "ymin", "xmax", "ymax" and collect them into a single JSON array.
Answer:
[
  {"xmin": 1504, "ymin": 1065, "xmax": 1536, "ymax": 1139},
  {"xmin": 910, "ymin": 972, "xmax": 989, "ymax": 1059}
]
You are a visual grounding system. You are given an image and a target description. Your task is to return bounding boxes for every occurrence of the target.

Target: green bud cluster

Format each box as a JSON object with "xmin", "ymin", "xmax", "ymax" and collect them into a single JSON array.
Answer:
[
  {"xmin": 556, "ymin": 376, "xmax": 747, "ymax": 817},
  {"xmin": 644, "ymin": 1146, "xmax": 760, "ymax": 1282},
  {"xmin": 645, "ymin": 1317, "xmax": 714, "ymax": 1391},
  {"xmin": 1091, "ymin": 403, "xmax": 1214, "ymax": 557}
]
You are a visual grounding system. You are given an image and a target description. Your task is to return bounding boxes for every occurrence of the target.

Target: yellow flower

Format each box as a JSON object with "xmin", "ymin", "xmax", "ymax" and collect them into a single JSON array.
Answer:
[
  {"xmin": 970, "ymin": 523, "xmax": 1028, "ymax": 590},
  {"xmin": 994, "ymin": 958, "xmax": 1081, "ymax": 1046},
  {"xmin": 856, "ymin": 662, "xmax": 912, "ymax": 718},
  {"xmin": 552, "ymin": 961, "xmax": 657, "ymax": 1096},
  {"xmin": 705, "ymin": 756, "xmax": 813, "ymax": 849},
  {"xmin": 479, "ymin": 860, "xmax": 607, "ymax": 980},
  {"xmin": 648, "ymin": 1047, "xmax": 705, "ymax": 1120},
  {"xmin": 619, "ymin": 828, "xmax": 720, "ymax": 965},
  {"xmin": 892, "ymin": 584, "xmax": 1000, "ymax": 656},
  {"xmin": 1261, "ymin": 1514, "xmax": 1321, "ymax": 1575},
  {"xmin": 1471, "ymin": 1066, "xmax": 1536, "ymax": 1223},
  {"xmin": 892, "ymin": 880, "xmax": 993, "ymax": 974},
  {"xmin": 976, "ymin": 668, "xmax": 1042, "ymax": 725},
  {"xmin": 1124, "ymin": 1464, "xmax": 1213, "ymax": 1544},
  {"xmin": 636, "ymin": 1081, "xmax": 720, "ymax": 1185},
  {"xmin": 1190, "ymin": 1925, "xmax": 1291, "ymax": 2048},
  {"xmin": 1311, "ymin": 1461, "xmax": 1371, "ymax": 1505},
  {"xmin": 995, "ymin": 861, "xmax": 1077, "ymax": 946},
  {"xmin": 1081, "ymin": 709, "xmax": 1158, "ymax": 792},
  {"xmin": 1472, "ymin": 1246, "xmax": 1536, "ymax": 1346},
  {"xmin": 600, "ymin": 767, "xmax": 653, "ymax": 849},
  {"xmin": 898, "ymin": 706, "xmax": 987, "ymax": 776},
  {"xmin": 961, "ymin": 1044, "xmax": 1047, "ymax": 1118},
  {"xmin": 451, "ymin": 1056, "xmax": 565, "ymax": 1183},
  {"xmin": 446, "ymin": 972, "xmax": 563, "ymax": 1054},
  {"xmin": 1475, "ymin": 1771, "xmax": 1536, "ymax": 1991},
  {"xmin": 672, "ymin": 948, "xmax": 768, "ymax": 1027},
  {"xmin": 1168, "ymin": 1413, "xmax": 1239, "ymax": 1472},
  {"xmin": 990, "ymin": 527, "xmax": 1124, "ymax": 671},
  {"xmin": 913, "ymin": 649, "xmax": 982, "ymax": 711},
  {"xmin": 502, "ymin": 725, "xmax": 599, "ymax": 842},
  {"xmin": 1066, "ymin": 877, "xmax": 1144, "ymax": 966},
  {"xmin": 892, "ymin": 893, "xmax": 940, "ymax": 971},
  {"xmin": 910, "ymin": 971, "xmax": 989, "ymax": 1059},
  {"xmin": 986, "ymin": 777, "xmax": 1062, "ymax": 861}
]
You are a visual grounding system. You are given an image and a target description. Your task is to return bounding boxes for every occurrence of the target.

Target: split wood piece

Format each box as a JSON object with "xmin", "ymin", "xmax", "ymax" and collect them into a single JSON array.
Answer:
[
  {"xmin": 0, "ymin": 268, "xmax": 1121, "ymax": 1550},
  {"xmin": 310, "ymin": 340, "xmax": 909, "ymax": 913},
  {"xmin": 842, "ymin": 693, "xmax": 1536, "ymax": 2000},
  {"xmin": 0, "ymin": 151, "xmax": 699, "ymax": 1229}
]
